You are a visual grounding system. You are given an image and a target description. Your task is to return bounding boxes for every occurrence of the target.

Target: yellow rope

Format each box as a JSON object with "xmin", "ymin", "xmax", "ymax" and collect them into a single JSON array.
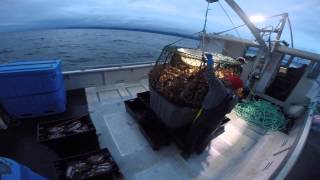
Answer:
[{"xmin": 192, "ymin": 108, "xmax": 204, "ymax": 124}]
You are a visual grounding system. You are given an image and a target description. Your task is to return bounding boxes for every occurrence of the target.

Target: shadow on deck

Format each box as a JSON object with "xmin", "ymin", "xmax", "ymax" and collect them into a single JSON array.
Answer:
[{"xmin": 0, "ymin": 89, "xmax": 88, "ymax": 179}]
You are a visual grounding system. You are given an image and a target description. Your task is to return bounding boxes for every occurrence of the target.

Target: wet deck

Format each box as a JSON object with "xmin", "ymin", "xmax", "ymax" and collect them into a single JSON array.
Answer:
[
  {"xmin": 0, "ymin": 85, "xmax": 318, "ymax": 179},
  {"xmin": 85, "ymin": 79, "xmax": 294, "ymax": 180}
]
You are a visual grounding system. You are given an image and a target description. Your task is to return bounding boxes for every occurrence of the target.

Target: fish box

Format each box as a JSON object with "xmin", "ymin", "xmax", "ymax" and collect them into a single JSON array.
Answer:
[
  {"xmin": 0, "ymin": 60, "xmax": 67, "ymax": 118},
  {"xmin": 37, "ymin": 115, "xmax": 100, "ymax": 157},
  {"xmin": 124, "ymin": 98, "xmax": 146, "ymax": 124},
  {"xmin": 1, "ymin": 87, "xmax": 66, "ymax": 119},
  {"xmin": 54, "ymin": 149, "xmax": 120, "ymax": 180},
  {"xmin": 0, "ymin": 60, "xmax": 64, "ymax": 98}
]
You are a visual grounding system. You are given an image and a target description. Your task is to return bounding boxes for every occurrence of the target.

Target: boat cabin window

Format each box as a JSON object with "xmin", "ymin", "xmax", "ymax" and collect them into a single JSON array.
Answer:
[
  {"xmin": 243, "ymin": 46, "xmax": 259, "ymax": 61},
  {"xmin": 266, "ymin": 55, "xmax": 311, "ymax": 101}
]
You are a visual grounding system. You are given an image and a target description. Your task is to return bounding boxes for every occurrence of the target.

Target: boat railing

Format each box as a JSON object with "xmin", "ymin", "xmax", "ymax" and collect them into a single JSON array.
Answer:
[{"xmin": 62, "ymin": 61, "xmax": 155, "ymax": 75}]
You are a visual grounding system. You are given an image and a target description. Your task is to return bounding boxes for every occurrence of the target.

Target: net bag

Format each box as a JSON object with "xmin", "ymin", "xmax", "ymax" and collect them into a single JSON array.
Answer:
[{"xmin": 149, "ymin": 46, "xmax": 241, "ymax": 128}]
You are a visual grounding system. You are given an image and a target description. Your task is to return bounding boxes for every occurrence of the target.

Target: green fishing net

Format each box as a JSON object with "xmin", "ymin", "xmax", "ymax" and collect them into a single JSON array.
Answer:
[{"xmin": 235, "ymin": 100, "xmax": 287, "ymax": 131}]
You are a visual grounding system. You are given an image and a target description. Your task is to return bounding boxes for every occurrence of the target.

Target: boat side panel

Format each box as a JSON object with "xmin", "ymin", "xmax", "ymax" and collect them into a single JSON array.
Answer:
[{"xmin": 63, "ymin": 65, "xmax": 153, "ymax": 90}]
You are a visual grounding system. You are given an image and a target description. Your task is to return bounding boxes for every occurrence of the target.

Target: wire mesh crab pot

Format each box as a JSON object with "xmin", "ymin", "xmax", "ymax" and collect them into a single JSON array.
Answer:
[{"xmin": 149, "ymin": 46, "xmax": 241, "ymax": 128}]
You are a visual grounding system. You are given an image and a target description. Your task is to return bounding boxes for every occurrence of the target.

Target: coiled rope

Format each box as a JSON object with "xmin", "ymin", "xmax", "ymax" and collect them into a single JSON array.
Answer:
[{"xmin": 235, "ymin": 100, "xmax": 287, "ymax": 131}]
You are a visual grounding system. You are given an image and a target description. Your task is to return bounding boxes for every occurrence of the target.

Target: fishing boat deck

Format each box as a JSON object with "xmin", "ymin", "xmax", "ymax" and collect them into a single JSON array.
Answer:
[
  {"xmin": 85, "ymin": 79, "xmax": 306, "ymax": 180},
  {"xmin": 0, "ymin": 81, "xmax": 317, "ymax": 179}
]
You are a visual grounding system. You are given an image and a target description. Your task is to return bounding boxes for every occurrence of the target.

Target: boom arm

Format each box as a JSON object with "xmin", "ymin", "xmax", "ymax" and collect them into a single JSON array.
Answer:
[{"xmin": 223, "ymin": 0, "xmax": 269, "ymax": 53}]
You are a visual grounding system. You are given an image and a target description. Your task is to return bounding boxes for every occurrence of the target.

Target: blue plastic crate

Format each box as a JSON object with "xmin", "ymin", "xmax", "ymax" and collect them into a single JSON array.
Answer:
[
  {"xmin": 0, "ymin": 60, "xmax": 63, "ymax": 98},
  {"xmin": 0, "ymin": 157, "xmax": 47, "ymax": 180},
  {"xmin": 0, "ymin": 60, "xmax": 66, "ymax": 119},
  {"xmin": 1, "ymin": 87, "xmax": 66, "ymax": 119}
]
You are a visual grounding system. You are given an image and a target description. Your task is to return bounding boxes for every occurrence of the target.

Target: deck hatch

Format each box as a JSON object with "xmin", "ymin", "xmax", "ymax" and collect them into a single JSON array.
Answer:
[{"xmin": 98, "ymin": 89, "xmax": 122, "ymax": 102}]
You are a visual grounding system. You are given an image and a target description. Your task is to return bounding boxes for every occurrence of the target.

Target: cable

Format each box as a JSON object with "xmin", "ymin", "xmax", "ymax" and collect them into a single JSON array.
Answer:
[
  {"xmin": 201, "ymin": 2, "xmax": 211, "ymax": 56},
  {"xmin": 218, "ymin": 1, "xmax": 241, "ymax": 38},
  {"xmin": 165, "ymin": 31, "xmax": 202, "ymax": 47},
  {"xmin": 213, "ymin": 24, "xmax": 246, "ymax": 35},
  {"xmin": 287, "ymin": 16, "xmax": 294, "ymax": 48},
  {"xmin": 202, "ymin": 2, "xmax": 210, "ymax": 34}
]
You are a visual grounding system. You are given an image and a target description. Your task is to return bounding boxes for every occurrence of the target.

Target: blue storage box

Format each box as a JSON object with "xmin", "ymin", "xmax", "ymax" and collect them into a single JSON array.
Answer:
[
  {"xmin": 0, "ymin": 60, "xmax": 66, "ymax": 119},
  {"xmin": 1, "ymin": 88, "xmax": 66, "ymax": 119},
  {"xmin": 0, "ymin": 60, "xmax": 64, "ymax": 98},
  {"xmin": 0, "ymin": 157, "xmax": 47, "ymax": 180}
]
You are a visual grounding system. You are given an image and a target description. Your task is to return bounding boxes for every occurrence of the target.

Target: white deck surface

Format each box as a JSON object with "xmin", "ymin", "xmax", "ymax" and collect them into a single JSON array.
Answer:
[{"xmin": 85, "ymin": 79, "xmax": 294, "ymax": 180}]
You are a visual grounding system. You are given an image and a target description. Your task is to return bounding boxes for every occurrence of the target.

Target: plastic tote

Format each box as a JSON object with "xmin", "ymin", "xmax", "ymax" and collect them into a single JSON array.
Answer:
[
  {"xmin": 1, "ymin": 88, "xmax": 66, "ymax": 119},
  {"xmin": 37, "ymin": 115, "xmax": 99, "ymax": 157},
  {"xmin": 149, "ymin": 87, "xmax": 198, "ymax": 128},
  {"xmin": 0, "ymin": 60, "xmax": 66, "ymax": 118},
  {"xmin": 0, "ymin": 157, "xmax": 47, "ymax": 180},
  {"xmin": 54, "ymin": 149, "xmax": 119, "ymax": 180},
  {"xmin": 0, "ymin": 60, "xmax": 64, "ymax": 98}
]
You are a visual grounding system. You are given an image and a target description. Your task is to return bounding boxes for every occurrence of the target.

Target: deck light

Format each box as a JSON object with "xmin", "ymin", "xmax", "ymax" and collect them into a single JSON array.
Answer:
[{"xmin": 249, "ymin": 15, "xmax": 266, "ymax": 23}]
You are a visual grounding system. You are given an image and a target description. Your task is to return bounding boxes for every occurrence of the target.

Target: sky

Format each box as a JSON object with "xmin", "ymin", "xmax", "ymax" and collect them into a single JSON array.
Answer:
[{"xmin": 0, "ymin": 0, "xmax": 319, "ymax": 53}]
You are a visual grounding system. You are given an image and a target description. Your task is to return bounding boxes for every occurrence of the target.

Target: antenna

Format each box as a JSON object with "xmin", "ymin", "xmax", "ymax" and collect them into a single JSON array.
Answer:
[{"xmin": 201, "ymin": 2, "xmax": 211, "ymax": 58}]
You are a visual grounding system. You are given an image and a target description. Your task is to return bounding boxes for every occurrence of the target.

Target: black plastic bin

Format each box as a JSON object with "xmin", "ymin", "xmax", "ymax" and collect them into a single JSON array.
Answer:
[
  {"xmin": 54, "ymin": 148, "xmax": 120, "ymax": 180},
  {"xmin": 37, "ymin": 115, "xmax": 100, "ymax": 157},
  {"xmin": 137, "ymin": 91, "xmax": 150, "ymax": 106},
  {"xmin": 149, "ymin": 87, "xmax": 198, "ymax": 128},
  {"xmin": 124, "ymin": 91, "xmax": 230, "ymax": 154},
  {"xmin": 124, "ymin": 95, "xmax": 170, "ymax": 150},
  {"xmin": 124, "ymin": 98, "xmax": 146, "ymax": 124}
]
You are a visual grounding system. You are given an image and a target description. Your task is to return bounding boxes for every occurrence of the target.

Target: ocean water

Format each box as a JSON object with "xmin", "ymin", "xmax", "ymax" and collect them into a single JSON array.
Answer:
[{"xmin": 0, "ymin": 29, "xmax": 199, "ymax": 71}]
